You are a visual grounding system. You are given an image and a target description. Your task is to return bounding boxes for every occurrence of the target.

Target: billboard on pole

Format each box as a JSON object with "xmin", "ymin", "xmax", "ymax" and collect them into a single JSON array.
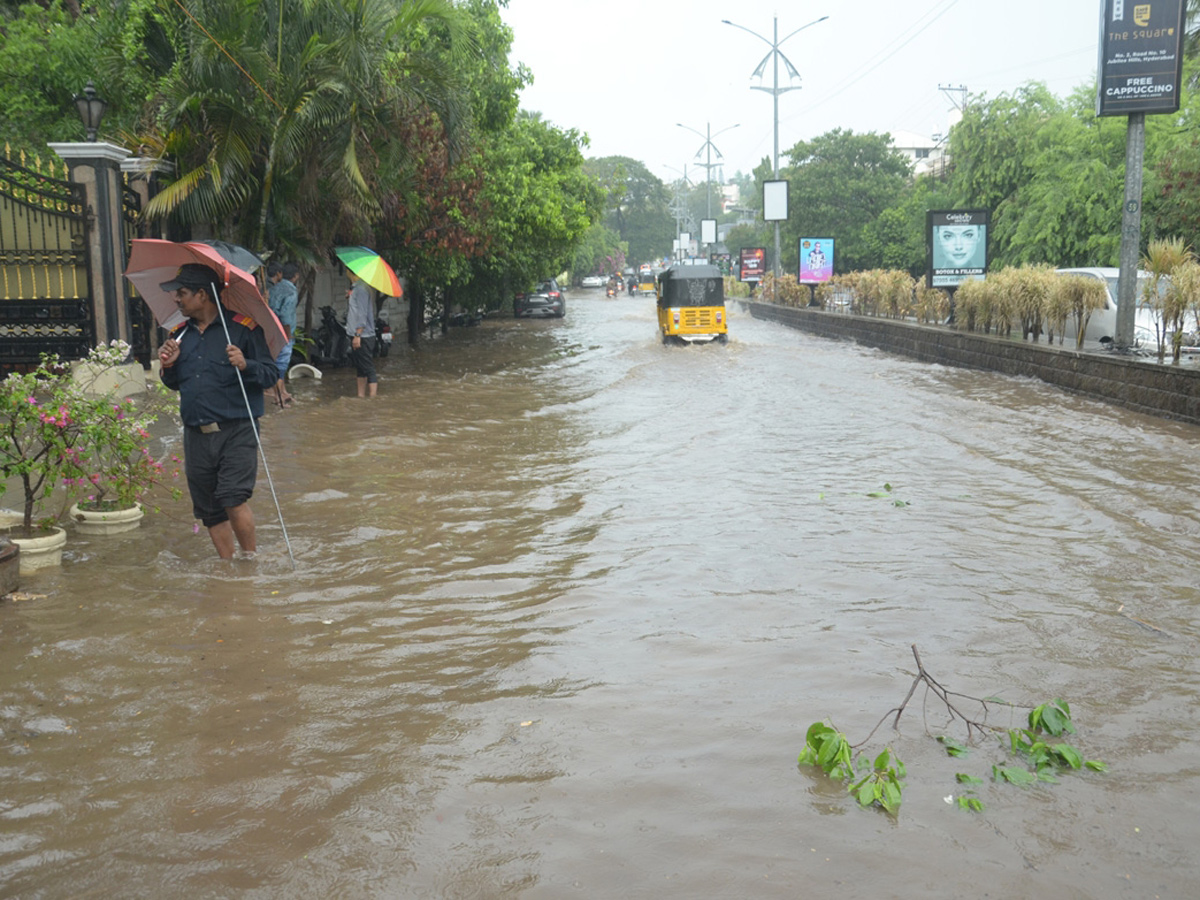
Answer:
[
  {"xmin": 927, "ymin": 210, "xmax": 989, "ymax": 289},
  {"xmin": 798, "ymin": 238, "xmax": 834, "ymax": 283},
  {"xmin": 763, "ymin": 180, "xmax": 788, "ymax": 222},
  {"xmin": 739, "ymin": 247, "xmax": 766, "ymax": 283},
  {"xmin": 1097, "ymin": 0, "xmax": 1186, "ymax": 117}
]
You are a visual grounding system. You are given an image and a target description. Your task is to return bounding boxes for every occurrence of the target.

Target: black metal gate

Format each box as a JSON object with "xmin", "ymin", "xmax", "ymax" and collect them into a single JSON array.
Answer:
[{"xmin": 0, "ymin": 149, "xmax": 96, "ymax": 372}]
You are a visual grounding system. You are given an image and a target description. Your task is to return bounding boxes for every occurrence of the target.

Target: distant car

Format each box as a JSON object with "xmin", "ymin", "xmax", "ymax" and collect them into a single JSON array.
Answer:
[
  {"xmin": 1054, "ymin": 267, "xmax": 1163, "ymax": 346},
  {"xmin": 514, "ymin": 278, "xmax": 566, "ymax": 318},
  {"xmin": 581, "ymin": 275, "xmax": 605, "ymax": 288}
]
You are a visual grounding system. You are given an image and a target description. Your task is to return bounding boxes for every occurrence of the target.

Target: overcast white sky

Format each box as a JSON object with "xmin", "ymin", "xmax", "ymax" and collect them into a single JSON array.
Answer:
[{"xmin": 500, "ymin": 0, "xmax": 1105, "ymax": 184}]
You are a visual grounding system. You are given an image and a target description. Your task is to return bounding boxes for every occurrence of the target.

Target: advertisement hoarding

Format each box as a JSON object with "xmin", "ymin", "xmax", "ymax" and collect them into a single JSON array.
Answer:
[
  {"xmin": 701, "ymin": 218, "xmax": 717, "ymax": 245},
  {"xmin": 739, "ymin": 247, "xmax": 766, "ymax": 283},
  {"xmin": 763, "ymin": 180, "xmax": 788, "ymax": 222},
  {"xmin": 927, "ymin": 209, "xmax": 989, "ymax": 289},
  {"xmin": 798, "ymin": 238, "xmax": 834, "ymax": 284},
  {"xmin": 1097, "ymin": 0, "xmax": 1186, "ymax": 117},
  {"xmin": 709, "ymin": 252, "xmax": 733, "ymax": 276}
]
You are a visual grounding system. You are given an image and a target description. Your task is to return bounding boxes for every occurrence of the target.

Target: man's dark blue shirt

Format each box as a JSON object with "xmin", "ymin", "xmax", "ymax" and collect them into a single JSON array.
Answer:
[{"xmin": 160, "ymin": 306, "xmax": 275, "ymax": 426}]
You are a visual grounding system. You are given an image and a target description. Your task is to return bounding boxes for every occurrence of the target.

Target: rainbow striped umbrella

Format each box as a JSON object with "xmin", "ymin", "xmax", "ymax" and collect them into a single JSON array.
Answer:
[{"xmin": 335, "ymin": 246, "xmax": 404, "ymax": 297}]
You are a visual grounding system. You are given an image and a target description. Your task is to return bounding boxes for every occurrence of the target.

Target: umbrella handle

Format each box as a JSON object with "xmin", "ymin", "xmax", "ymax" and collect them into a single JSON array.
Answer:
[{"xmin": 210, "ymin": 283, "xmax": 296, "ymax": 570}]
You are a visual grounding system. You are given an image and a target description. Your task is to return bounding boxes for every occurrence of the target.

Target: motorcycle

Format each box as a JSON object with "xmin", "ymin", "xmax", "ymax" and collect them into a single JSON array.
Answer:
[
  {"xmin": 605, "ymin": 282, "xmax": 617, "ymax": 298},
  {"xmin": 312, "ymin": 305, "xmax": 350, "ymax": 367},
  {"xmin": 312, "ymin": 306, "xmax": 393, "ymax": 366}
]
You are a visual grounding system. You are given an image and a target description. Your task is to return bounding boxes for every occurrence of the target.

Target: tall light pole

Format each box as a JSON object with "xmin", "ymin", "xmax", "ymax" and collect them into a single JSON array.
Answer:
[
  {"xmin": 664, "ymin": 164, "xmax": 694, "ymax": 263},
  {"xmin": 723, "ymin": 14, "xmax": 828, "ymax": 279},
  {"xmin": 677, "ymin": 122, "xmax": 739, "ymax": 221}
]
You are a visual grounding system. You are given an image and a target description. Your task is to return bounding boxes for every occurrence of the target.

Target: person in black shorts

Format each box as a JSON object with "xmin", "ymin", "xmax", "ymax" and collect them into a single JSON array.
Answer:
[
  {"xmin": 157, "ymin": 263, "xmax": 277, "ymax": 558},
  {"xmin": 345, "ymin": 271, "xmax": 378, "ymax": 397}
]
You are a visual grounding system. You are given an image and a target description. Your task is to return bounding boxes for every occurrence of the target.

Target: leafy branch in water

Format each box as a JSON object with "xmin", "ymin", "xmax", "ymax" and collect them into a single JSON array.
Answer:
[{"xmin": 797, "ymin": 645, "xmax": 1106, "ymax": 815}]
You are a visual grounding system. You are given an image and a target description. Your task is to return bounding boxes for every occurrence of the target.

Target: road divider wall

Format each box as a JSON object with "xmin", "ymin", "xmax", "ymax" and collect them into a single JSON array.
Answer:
[{"xmin": 744, "ymin": 300, "xmax": 1200, "ymax": 426}]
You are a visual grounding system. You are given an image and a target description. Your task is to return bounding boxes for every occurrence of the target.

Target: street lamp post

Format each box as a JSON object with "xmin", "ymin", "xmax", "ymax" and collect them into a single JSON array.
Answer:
[
  {"xmin": 663, "ymin": 164, "xmax": 693, "ymax": 264},
  {"xmin": 677, "ymin": 122, "xmax": 739, "ymax": 222},
  {"xmin": 723, "ymin": 15, "xmax": 828, "ymax": 280}
]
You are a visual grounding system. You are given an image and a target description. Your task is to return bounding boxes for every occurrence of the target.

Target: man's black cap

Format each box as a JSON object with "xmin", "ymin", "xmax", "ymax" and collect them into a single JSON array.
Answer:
[{"xmin": 159, "ymin": 263, "xmax": 221, "ymax": 293}]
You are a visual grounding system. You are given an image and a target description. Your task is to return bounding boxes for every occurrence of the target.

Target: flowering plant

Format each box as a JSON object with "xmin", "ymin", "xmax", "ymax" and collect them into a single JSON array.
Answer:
[
  {"xmin": 61, "ymin": 342, "xmax": 181, "ymax": 513},
  {"xmin": 0, "ymin": 342, "xmax": 179, "ymax": 535},
  {"xmin": 0, "ymin": 354, "xmax": 87, "ymax": 534}
]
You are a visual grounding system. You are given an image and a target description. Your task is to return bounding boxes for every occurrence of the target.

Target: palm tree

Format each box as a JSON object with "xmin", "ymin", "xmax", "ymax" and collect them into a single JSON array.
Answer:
[{"xmin": 143, "ymin": 0, "xmax": 468, "ymax": 260}]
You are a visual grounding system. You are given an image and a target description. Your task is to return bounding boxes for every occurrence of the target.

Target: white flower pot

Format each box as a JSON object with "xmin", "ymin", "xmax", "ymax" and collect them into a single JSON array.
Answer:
[
  {"xmin": 69, "ymin": 503, "xmax": 144, "ymax": 535},
  {"xmin": 8, "ymin": 526, "xmax": 67, "ymax": 573}
]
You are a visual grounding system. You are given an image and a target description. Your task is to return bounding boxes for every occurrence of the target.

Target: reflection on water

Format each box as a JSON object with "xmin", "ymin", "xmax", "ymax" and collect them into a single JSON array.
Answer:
[{"xmin": 2, "ymin": 296, "xmax": 1199, "ymax": 897}]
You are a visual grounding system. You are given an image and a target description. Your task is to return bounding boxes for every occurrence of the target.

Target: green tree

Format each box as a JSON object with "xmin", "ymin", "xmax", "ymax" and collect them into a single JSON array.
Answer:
[
  {"xmin": 585, "ymin": 156, "xmax": 672, "ymax": 266},
  {"xmin": 779, "ymin": 129, "xmax": 912, "ymax": 273},
  {"xmin": 143, "ymin": 0, "xmax": 466, "ymax": 256},
  {"xmin": 469, "ymin": 111, "xmax": 601, "ymax": 301}
]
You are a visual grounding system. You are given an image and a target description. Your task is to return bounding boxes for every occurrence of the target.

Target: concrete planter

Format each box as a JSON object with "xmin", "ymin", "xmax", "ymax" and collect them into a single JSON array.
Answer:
[
  {"xmin": 6, "ymin": 526, "xmax": 67, "ymax": 573},
  {"xmin": 69, "ymin": 502, "xmax": 144, "ymax": 535}
]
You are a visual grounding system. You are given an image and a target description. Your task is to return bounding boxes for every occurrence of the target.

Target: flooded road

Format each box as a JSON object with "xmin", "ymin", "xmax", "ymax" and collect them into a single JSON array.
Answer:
[{"xmin": 3, "ymin": 292, "xmax": 1199, "ymax": 898}]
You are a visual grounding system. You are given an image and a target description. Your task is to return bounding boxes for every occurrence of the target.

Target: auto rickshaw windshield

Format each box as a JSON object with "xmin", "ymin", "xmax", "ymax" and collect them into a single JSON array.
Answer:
[{"xmin": 657, "ymin": 265, "xmax": 725, "ymax": 307}]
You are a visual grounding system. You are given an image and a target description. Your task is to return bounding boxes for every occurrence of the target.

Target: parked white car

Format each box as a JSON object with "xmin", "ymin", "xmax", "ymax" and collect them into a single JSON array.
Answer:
[
  {"xmin": 580, "ymin": 275, "xmax": 606, "ymax": 288},
  {"xmin": 1054, "ymin": 267, "xmax": 1165, "ymax": 347}
]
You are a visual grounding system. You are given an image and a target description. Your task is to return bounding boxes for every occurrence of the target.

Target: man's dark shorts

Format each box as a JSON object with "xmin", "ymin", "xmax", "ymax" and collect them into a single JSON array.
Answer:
[
  {"xmin": 182, "ymin": 419, "xmax": 258, "ymax": 527},
  {"xmin": 350, "ymin": 337, "xmax": 377, "ymax": 383}
]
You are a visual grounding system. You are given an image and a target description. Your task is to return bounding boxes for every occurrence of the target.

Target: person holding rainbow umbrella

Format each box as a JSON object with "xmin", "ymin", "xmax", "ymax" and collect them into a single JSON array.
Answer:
[{"xmin": 334, "ymin": 247, "xmax": 403, "ymax": 398}]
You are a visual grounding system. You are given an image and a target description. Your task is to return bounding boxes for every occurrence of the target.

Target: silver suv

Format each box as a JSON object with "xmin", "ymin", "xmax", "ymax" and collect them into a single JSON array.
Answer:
[{"xmin": 514, "ymin": 278, "xmax": 566, "ymax": 318}]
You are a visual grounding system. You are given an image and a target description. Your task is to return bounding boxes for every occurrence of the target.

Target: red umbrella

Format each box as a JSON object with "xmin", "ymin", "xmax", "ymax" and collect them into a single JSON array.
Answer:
[{"xmin": 124, "ymin": 239, "xmax": 288, "ymax": 357}]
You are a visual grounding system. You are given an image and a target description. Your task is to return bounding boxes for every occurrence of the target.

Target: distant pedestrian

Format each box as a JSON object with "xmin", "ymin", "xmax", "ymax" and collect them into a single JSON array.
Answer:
[
  {"xmin": 345, "ymin": 271, "xmax": 377, "ymax": 398},
  {"xmin": 266, "ymin": 261, "xmax": 299, "ymax": 407}
]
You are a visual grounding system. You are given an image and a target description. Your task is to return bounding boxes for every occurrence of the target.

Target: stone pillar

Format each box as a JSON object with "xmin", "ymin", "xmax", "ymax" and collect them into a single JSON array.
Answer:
[
  {"xmin": 45, "ymin": 141, "xmax": 131, "ymax": 347},
  {"xmin": 120, "ymin": 155, "xmax": 173, "ymax": 239}
]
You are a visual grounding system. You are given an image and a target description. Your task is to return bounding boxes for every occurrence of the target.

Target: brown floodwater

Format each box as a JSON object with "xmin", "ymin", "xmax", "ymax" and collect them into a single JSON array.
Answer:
[{"xmin": 2, "ymin": 294, "xmax": 1199, "ymax": 898}]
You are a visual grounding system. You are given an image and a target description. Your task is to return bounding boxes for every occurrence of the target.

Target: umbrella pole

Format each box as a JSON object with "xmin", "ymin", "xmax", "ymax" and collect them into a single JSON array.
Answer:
[{"xmin": 210, "ymin": 284, "xmax": 297, "ymax": 570}]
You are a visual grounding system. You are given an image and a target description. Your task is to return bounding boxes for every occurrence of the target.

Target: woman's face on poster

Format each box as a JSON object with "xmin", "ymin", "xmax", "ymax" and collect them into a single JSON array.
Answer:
[{"xmin": 938, "ymin": 225, "xmax": 980, "ymax": 266}]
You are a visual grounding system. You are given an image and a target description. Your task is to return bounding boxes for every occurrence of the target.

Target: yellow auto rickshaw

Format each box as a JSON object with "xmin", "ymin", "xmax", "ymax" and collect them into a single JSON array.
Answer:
[
  {"xmin": 637, "ymin": 267, "xmax": 656, "ymax": 295},
  {"xmin": 656, "ymin": 264, "xmax": 727, "ymax": 344}
]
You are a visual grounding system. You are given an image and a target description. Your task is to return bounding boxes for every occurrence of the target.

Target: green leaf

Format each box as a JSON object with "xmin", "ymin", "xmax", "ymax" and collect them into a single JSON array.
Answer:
[
  {"xmin": 817, "ymin": 733, "xmax": 844, "ymax": 768},
  {"xmin": 1085, "ymin": 760, "xmax": 1109, "ymax": 772},
  {"xmin": 957, "ymin": 797, "xmax": 985, "ymax": 812},
  {"xmin": 874, "ymin": 749, "xmax": 891, "ymax": 770},
  {"xmin": 956, "ymin": 773, "xmax": 983, "ymax": 784},
  {"xmin": 938, "ymin": 736, "xmax": 969, "ymax": 758},
  {"xmin": 805, "ymin": 721, "xmax": 834, "ymax": 746},
  {"xmin": 994, "ymin": 765, "xmax": 1037, "ymax": 785},
  {"xmin": 856, "ymin": 780, "xmax": 875, "ymax": 807},
  {"xmin": 882, "ymin": 780, "xmax": 903, "ymax": 812},
  {"xmin": 1054, "ymin": 743, "xmax": 1083, "ymax": 769}
]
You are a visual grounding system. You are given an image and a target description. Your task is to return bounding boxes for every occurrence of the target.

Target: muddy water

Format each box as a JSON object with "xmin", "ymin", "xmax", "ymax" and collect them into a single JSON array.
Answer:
[{"xmin": 2, "ymin": 293, "xmax": 1199, "ymax": 898}]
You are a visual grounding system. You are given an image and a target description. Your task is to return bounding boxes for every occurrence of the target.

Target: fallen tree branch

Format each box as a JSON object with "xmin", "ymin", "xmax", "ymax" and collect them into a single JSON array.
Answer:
[{"xmin": 853, "ymin": 644, "xmax": 1019, "ymax": 749}]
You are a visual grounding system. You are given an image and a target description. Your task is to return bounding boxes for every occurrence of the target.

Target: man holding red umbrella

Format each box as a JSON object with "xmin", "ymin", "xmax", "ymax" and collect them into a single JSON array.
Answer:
[{"xmin": 156, "ymin": 263, "xmax": 278, "ymax": 559}]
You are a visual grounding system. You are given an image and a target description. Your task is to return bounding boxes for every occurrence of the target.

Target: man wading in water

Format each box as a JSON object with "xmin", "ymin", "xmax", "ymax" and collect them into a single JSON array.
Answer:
[{"xmin": 157, "ymin": 263, "xmax": 277, "ymax": 559}]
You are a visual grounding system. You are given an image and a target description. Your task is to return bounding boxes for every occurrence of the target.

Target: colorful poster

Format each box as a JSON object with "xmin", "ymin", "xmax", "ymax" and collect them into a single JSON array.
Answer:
[
  {"xmin": 739, "ymin": 247, "xmax": 766, "ymax": 283},
  {"xmin": 799, "ymin": 238, "xmax": 834, "ymax": 283}
]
